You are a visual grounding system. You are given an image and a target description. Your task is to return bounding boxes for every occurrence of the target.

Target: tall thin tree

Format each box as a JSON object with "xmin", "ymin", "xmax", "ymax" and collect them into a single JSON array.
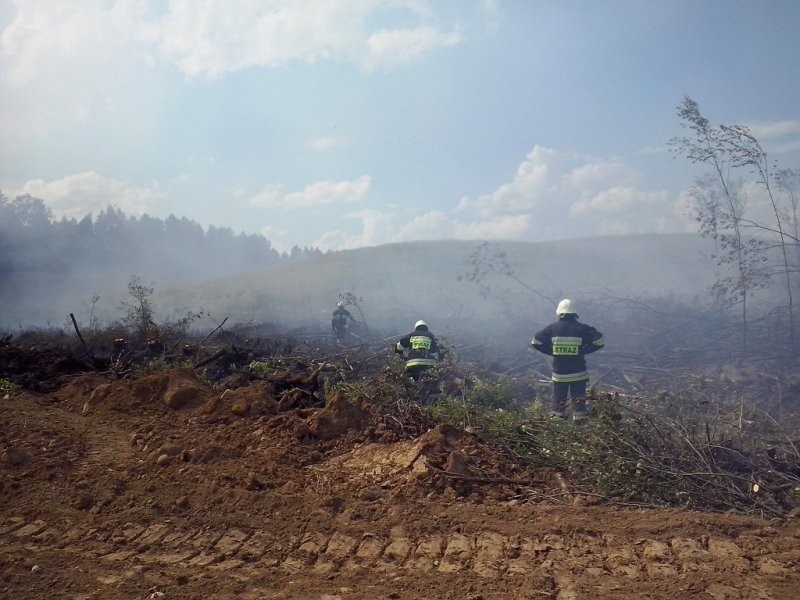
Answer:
[{"xmin": 669, "ymin": 96, "xmax": 768, "ymax": 350}]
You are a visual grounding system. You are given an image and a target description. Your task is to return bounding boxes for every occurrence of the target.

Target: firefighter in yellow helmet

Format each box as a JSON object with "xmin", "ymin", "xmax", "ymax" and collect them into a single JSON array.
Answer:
[{"xmin": 531, "ymin": 299, "xmax": 605, "ymax": 420}]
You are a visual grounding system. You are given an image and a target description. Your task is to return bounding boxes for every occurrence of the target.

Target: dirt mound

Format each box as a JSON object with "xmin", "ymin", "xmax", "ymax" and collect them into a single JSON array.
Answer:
[{"xmin": 2, "ymin": 368, "xmax": 800, "ymax": 599}]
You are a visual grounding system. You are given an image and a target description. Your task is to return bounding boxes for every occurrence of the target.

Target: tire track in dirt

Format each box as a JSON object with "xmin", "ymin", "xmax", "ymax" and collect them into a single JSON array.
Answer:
[
  {"xmin": 4, "ymin": 381, "xmax": 800, "ymax": 600},
  {"xmin": 4, "ymin": 515, "xmax": 799, "ymax": 598}
]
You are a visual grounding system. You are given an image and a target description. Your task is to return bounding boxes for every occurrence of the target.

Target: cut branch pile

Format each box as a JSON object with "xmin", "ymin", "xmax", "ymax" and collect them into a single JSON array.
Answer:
[{"xmin": 502, "ymin": 394, "xmax": 800, "ymax": 516}]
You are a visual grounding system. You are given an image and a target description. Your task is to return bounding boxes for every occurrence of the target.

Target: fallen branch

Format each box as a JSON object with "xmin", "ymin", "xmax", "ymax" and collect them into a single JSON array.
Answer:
[
  {"xmin": 69, "ymin": 312, "xmax": 98, "ymax": 370},
  {"xmin": 193, "ymin": 347, "xmax": 228, "ymax": 369},
  {"xmin": 193, "ymin": 317, "xmax": 229, "ymax": 361}
]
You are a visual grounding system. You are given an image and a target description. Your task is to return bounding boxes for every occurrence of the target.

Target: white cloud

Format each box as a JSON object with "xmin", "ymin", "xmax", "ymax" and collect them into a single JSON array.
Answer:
[
  {"xmin": 457, "ymin": 147, "xmax": 645, "ymax": 221},
  {"xmin": 740, "ymin": 120, "xmax": 800, "ymax": 156},
  {"xmin": 452, "ymin": 215, "xmax": 530, "ymax": 240},
  {"xmin": 565, "ymin": 160, "xmax": 636, "ymax": 190},
  {"xmin": 570, "ymin": 187, "xmax": 665, "ymax": 216},
  {"xmin": 248, "ymin": 176, "xmax": 371, "ymax": 209},
  {"xmin": 312, "ymin": 230, "xmax": 347, "ymax": 252},
  {"xmin": 0, "ymin": 0, "xmax": 158, "ymax": 86},
  {"xmin": 392, "ymin": 210, "xmax": 531, "ymax": 244},
  {"xmin": 282, "ymin": 175, "xmax": 371, "ymax": 209},
  {"xmin": 453, "ymin": 145, "xmax": 691, "ymax": 243},
  {"xmin": 259, "ymin": 224, "xmax": 289, "ymax": 252},
  {"xmin": 295, "ymin": 141, "xmax": 695, "ymax": 250},
  {"xmin": 227, "ymin": 185, "xmax": 248, "ymax": 198},
  {"xmin": 3, "ymin": 1, "xmax": 110, "ymax": 86},
  {"xmin": 1, "ymin": 1, "xmax": 468, "ymax": 86},
  {"xmin": 156, "ymin": 0, "xmax": 461, "ymax": 78},
  {"xmin": 15, "ymin": 171, "xmax": 163, "ymax": 219},
  {"xmin": 313, "ymin": 209, "xmax": 392, "ymax": 251},
  {"xmin": 674, "ymin": 178, "xmax": 793, "ymax": 241},
  {"xmin": 260, "ymin": 224, "xmax": 287, "ymax": 238},
  {"xmin": 0, "ymin": 1, "xmax": 161, "ymax": 144},
  {"xmin": 457, "ymin": 145, "xmax": 561, "ymax": 217},
  {"xmin": 159, "ymin": 0, "xmax": 346, "ymax": 78},
  {"xmin": 310, "ymin": 136, "xmax": 342, "ymax": 151},
  {"xmin": 393, "ymin": 210, "xmax": 449, "ymax": 241},
  {"xmin": 248, "ymin": 184, "xmax": 283, "ymax": 207},
  {"xmin": 362, "ymin": 26, "xmax": 460, "ymax": 72},
  {"xmin": 745, "ymin": 120, "xmax": 800, "ymax": 140}
]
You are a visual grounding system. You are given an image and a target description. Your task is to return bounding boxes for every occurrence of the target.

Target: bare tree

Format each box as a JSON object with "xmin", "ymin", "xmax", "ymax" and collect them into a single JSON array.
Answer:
[
  {"xmin": 776, "ymin": 168, "xmax": 800, "ymax": 273},
  {"xmin": 458, "ymin": 241, "xmax": 556, "ymax": 307},
  {"xmin": 720, "ymin": 126, "xmax": 799, "ymax": 352},
  {"xmin": 338, "ymin": 291, "xmax": 369, "ymax": 330},
  {"xmin": 670, "ymin": 97, "xmax": 769, "ymax": 349},
  {"xmin": 120, "ymin": 275, "xmax": 157, "ymax": 342}
]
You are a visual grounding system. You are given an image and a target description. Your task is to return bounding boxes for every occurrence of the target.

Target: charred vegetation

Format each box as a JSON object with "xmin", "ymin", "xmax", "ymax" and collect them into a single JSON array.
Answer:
[{"xmin": 2, "ymin": 295, "xmax": 798, "ymax": 518}]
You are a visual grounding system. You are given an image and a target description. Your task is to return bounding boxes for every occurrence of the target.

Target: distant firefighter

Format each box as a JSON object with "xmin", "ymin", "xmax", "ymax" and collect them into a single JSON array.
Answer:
[
  {"xmin": 331, "ymin": 301, "xmax": 355, "ymax": 341},
  {"xmin": 531, "ymin": 299, "xmax": 604, "ymax": 421},
  {"xmin": 395, "ymin": 319, "xmax": 440, "ymax": 380},
  {"xmin": 112, "ymin": 338, "xmax": 128, "ymax": 362}
]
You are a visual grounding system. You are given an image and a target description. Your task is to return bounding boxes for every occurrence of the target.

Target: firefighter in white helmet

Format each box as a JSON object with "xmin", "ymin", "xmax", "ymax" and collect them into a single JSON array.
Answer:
[
  {"xmin": 531, "ymin": 299, "xmax": 605, "ymax": 420},
  {"xmin": 331, "ymin": 301, "xmax": 355, "ymax": 342},
  {"xmin": 395, "ymin": 319, "xmax": 440, "ymax": 380}
]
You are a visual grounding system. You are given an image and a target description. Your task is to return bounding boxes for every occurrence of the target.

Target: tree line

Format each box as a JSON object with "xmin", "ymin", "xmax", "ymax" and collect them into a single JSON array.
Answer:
[
  {"xmin": 0, "ymin": 194, "xmax": 325, "ymax": 327},
  {"xmin": 0, "ymin": 194, "xmax": 324, "ymax": 283}
]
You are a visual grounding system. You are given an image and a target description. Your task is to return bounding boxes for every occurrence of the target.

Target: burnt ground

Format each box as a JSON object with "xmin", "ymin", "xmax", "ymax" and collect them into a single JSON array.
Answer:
[{"xmin": 1, "ymin": 339, "xmax": 799, "ymax": 600}]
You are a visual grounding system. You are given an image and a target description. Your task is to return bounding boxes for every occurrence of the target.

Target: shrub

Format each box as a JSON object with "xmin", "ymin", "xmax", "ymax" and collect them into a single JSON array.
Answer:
[{"xmin": 0, "ymin": 378, "xmax": 20, "ymax": 395}]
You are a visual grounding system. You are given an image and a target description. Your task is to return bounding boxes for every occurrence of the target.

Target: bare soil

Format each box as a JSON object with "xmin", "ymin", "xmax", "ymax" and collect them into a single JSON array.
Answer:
[{"xmin": 2, "ymin": 366, "xmax": 799, "ymax": 600}]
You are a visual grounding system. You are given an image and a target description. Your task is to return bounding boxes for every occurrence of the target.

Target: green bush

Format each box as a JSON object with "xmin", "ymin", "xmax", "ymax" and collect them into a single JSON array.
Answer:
[
  {"xmin": 465, "ymin": 375, "xmax": 515, "ymax": 410},
  {"xmin": 0, "ymin": 378, "xmax": 20, "ymax": 395},
  {"xmin": 248, "ymin": 361, "xmax": 270, "ymax": 378}
]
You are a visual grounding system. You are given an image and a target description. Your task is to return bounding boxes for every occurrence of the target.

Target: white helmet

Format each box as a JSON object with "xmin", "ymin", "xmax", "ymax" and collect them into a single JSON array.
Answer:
[
  {"xmin": 414, "ymin": 320, "xmax": 428, "ymax": 329},
  {"xmin": 556, "ymin": 298, "xmax": 576, "ymax": 317}
]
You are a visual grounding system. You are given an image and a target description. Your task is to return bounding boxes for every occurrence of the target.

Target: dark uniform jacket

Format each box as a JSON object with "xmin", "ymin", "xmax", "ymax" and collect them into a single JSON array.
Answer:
[
  {"xmin": 532, "ymin": 315, "xmax": 604, "ymax": 382},
  {"xmin": 396, "ymin": 327, "xmax": 439, "ymax": 369},
  {"xmin": 332, "ymin": 307, "xmax": 352, "ymax": 330}
]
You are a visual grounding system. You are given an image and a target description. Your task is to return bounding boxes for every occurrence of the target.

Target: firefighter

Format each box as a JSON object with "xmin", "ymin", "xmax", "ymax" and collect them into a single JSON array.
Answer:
[
  {"xmin": 331, "ymin": 301, "xmax": 355, "ymax": 341},
  {"xmin": 395, "ymin": 319, "xmax": 440, "ymax": 381},
  {"xmin": 531, "ymin": 299, "xmax": 605, "ymax": 420}
]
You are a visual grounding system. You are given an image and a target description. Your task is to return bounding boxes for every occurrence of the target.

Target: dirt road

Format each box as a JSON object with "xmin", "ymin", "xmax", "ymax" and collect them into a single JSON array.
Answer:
[{"xmin": 2, "ymin": 370, "xmax": 799, "ymax": 599}]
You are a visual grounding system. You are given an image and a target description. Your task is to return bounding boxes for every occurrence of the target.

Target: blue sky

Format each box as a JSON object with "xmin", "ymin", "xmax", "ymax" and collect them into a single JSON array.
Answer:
[{"xmin": 1, "ymin": 0, "xmax": 799, "ymax": 253}]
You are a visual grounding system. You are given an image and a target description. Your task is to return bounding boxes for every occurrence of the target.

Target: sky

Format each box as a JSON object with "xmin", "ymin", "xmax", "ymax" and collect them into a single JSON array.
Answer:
[{"xmin": 1, "ymin": 0, "xmax": 799, "ymax": 253}]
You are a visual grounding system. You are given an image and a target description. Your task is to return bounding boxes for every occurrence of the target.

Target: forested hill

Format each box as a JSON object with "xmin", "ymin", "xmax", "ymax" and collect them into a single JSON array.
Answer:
[
  {"xmin": 0, "ymin": 194, "xmax": 322, "ymax": 280},
  {"xmin": 0, "ymin": 194, "xmax": 321, "ymax": 327},
  {"xmin": 0, "ymin": 193, "xmax": 718, "ymax": 330},
  {"xmin": 161, "ymin": 233, "xmax": 718, "ymax": 332}
]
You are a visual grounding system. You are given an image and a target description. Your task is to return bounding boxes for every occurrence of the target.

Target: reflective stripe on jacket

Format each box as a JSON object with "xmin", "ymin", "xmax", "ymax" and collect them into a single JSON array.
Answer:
[
  {"xmin": 532, "ymin": 315, "xmax": 604, "ymax": 382},
  {"xmin": 396, "ymin": 328, "xmax": 439, "ymax": 370}
]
